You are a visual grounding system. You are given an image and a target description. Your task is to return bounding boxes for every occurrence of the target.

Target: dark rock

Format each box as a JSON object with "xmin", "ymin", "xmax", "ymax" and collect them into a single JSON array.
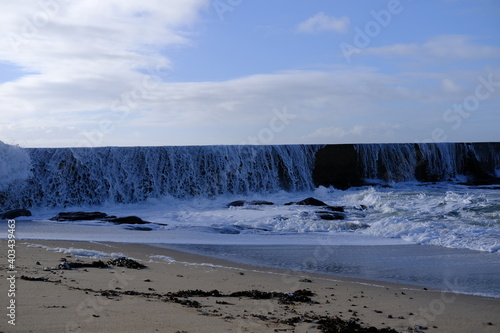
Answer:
[
  {"xmin": 316, "ymin": 211, "xmax": 346, "ymax": 220},
  {"xmin": 49, "ymin": 212, "xmax": 152, "ymax": 226},
  {"xmin": 228, "ymin": 200, "xmax": 274, "ymax": 207},
  {"xmin": 2, "ymin": 209, "xmax": 32, "ymax": 219},
  {"xmin": 343, "ymin": 222, "xmax": 370, "ymax": 231},
  {"xmin": 249, "ymin": 200, "xmax": 274, "ymax": 206},
  {"xmin": 285, "ymin": 197, "xmax": 328, "ymax": 206},
  {"xmin": 227, "ymin": 200, "xmax": 246, "ymax": 207},
  {"xmin": 324, "ymin": 205, "xmax": 345, "ymax": 212},
  {"xmin": 50, "ymin": 211, "xmax": 108, "ymax": 221},
  {"xmin": 469, "ymin": 186, "xmax": 500, "ymax": 190},
  {"xmin": 104, "ymin": 216, "xmax": 149, "ymax": 224},
  {"xmin": 459, "ymin": 179, "xmax": 500, "ymax": 186}
]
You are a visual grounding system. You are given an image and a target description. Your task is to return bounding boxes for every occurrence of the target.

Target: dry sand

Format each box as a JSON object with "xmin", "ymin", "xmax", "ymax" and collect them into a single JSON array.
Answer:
[{"xmin": 1, "ymin": 240, "xmax": 498, "ymax": 333}]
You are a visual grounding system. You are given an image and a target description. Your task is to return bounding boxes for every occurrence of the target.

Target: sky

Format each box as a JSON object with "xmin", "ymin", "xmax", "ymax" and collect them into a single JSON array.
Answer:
[{"xmin": 0, "ymin": 0, "xmax": 499, "ymax": 148}]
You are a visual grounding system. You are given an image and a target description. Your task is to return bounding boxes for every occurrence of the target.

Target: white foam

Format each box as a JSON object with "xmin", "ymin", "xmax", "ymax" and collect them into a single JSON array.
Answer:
[
  {"xmin": 9, "ymin": 182, "xmax": 500, "ymax": 253},
  {"xmin": 0, "ymin": 141, "xmax": 31, "ymax": 191},
  {"xmin": 13, "ymin": 145, "xmax": 319, "ymax": 207},
  {"xmin": 148, "ymin": 254, "xmax": 244, "ymax": 271},
  {"xmin": 25, "ymin": 242, "xmax": 125, "ymax": 259}
]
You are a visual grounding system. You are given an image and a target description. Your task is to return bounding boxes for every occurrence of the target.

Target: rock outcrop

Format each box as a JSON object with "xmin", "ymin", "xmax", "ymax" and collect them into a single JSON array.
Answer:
[
  {"xmin": 49, "ymin": 212, "xmax": 151, "ymax": 225},
  {"xmin": 2, "ymin": 208, "xmax": 32, "ymax": 219}
]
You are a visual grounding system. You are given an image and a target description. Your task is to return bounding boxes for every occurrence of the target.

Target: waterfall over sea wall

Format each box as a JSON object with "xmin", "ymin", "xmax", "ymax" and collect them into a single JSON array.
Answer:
[
  {"xmin": 2, "ymin": 145, "xmax": 319, "ymax": 208},
  {"xmin": 1, "ymin": 142, "xmax": 499, "ymax": 209},
  {"xmin": 356, "ymin": 143, "xmax": 500, "ymax": 183},
  {"xmin": 0, "ymin": 141, "xmax": 32, "ymax": 191},
  {"xmin": 313, "ymin": 142, "xmax": 500, "ymax": 189}
]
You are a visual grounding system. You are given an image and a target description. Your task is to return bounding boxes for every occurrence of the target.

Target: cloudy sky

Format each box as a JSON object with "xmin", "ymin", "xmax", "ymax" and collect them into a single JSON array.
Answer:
[{"xmin": 0, "ymin": 0, "xmax": 499, "ymax": 147}]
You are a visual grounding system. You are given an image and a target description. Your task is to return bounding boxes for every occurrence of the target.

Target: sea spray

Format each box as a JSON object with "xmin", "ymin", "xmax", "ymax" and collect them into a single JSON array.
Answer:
[
  {"xmin": 2, "ymin": 142, "xmax": 499, "ymax": 209},
  {"xmin": 6, "ymin": 145, "xmax": 319, "ymax": 208},
  {"xmin": 354, "ymin": 143, "xmax": 499, "ymax": 183},
  {"xmin": 0, "ymin": 141, "xmax": 32, "ymax": 213},
  {"xmin": 0, "ymin": 141, "xmax": 32, "ymax": 191}
]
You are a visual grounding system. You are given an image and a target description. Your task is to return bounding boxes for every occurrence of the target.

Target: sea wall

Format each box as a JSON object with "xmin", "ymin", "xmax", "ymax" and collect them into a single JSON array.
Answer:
[
  {"xmin": 2, "ymin": 145, "xmax": 319, "ymax": 208},
  {"xmin": 312, "ymin": 142, "xmax": 500, "ymax": 189},
  {"xmin": 1, "ymin": 142, "xmax": 499, "ymax": 209}
]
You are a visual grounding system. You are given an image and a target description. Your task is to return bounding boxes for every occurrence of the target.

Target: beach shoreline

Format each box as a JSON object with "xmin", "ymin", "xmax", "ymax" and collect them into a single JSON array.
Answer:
[
  {"xmin": 154, "ymin": 242, "xmax": 500, "ymax": 299},
  {"xmin": 1, "ymin": 240, "xmax": 499, "ymax": 332}
]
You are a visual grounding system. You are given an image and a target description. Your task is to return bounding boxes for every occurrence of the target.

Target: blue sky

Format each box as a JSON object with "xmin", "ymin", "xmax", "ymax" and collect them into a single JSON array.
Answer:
[{"xmin": 0, "ymin": 0, "xmax": 499, "ymax": 147}]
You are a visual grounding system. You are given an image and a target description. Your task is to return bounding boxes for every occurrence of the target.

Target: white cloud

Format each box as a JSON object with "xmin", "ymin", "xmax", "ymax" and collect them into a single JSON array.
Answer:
[
  {"xmin": 0, "ymin": 66, "xmax": 395, "ymax": 126},
  {"xmin": 0, "ymin": 0, "xmax": 208, "ymax": 118},
  {"xmin": 0, "ymin": 0, "xmax": 207, "ymax": 64},
  {"xmin": 3, "ymin": 62, "xmax": 499, "ymax": 147},
  {"xmin": 423, "ymin": 35, "xmax": 500, "ymax": 59},
  {"xmin": 363, "ymin": 35, "xmax": 500, "ymax": 60},
  {"xmin": 307, "ymin": 123, "xmax": 401, "ymax": 140},
  {"xmin": 307, "ymin": 125, "xmax": 364, "ymax": 138},
  {"xmin": 0, "ymin": 65, "xmax": 417, "ymax": 146},
  {"xmin": 441, "ymin": 78, "xmax": 463, "ymax": 94},
  {"xmin": 297, "ymin": 12, "xmax": 350, "ymax": 34},
  {"xmin": 0, "ymin": 2, "xmax": 499, "ymax": 147}
]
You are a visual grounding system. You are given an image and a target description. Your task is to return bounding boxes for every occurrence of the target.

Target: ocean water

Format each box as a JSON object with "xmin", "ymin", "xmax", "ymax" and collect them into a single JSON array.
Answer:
[
  {"xmin": 12, "ymin": 183, "xmax": 499, "ymax": 252},
  {"xmin": 2, "ymin": 142, "xmax": 500, "ymax": 297}
]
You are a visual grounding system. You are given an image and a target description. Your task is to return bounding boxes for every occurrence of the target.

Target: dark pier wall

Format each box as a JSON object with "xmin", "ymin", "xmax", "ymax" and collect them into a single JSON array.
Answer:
[
  {"xmin": 312, "ymin": 144, "xmax": 362, "ymax": 190},
  {"xmin": 312, "ymin": 143, "xmax": 500, "ymax": 189}
]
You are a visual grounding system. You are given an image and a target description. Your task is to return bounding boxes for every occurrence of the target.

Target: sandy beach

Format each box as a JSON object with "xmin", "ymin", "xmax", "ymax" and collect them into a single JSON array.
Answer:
[{"xmin": 1, "ymin": 240, "xmax": 499, "ymax": 333}]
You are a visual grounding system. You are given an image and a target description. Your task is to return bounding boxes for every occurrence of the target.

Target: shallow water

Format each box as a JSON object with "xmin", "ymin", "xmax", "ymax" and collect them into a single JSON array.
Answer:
[
  {"xmin": 159, "ymin": 243, "xmax": 500, "ymax": 298},
  {"xmin": 15, "ymin": 183, "xmax": 500, "ymax": 252}
]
